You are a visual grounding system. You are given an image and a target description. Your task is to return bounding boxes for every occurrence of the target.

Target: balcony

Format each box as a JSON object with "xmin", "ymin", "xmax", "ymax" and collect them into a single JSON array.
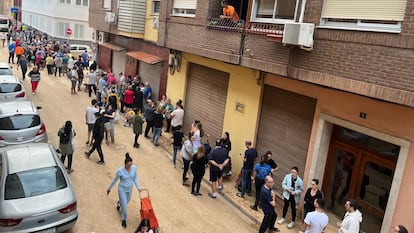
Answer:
[
  {"xmin": 245, "ymin": 22, "xmax": 284, "ymax": 42},
  {"xmin": 206, "ymin": 18, "xmax": 245, "ymax": 33}
]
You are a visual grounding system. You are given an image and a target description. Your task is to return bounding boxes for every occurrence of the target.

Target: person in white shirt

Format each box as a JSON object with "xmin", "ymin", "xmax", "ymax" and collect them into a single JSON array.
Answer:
[
  {"xmin": 337, "ymin": 199, "xmax": 363, "ymax": 233},
  {"xmin": 85, "ymin": 99, "xmax": 99, "ymax": 144},
  {"xmin": 299, "ymin": 198, "xmax": 329, "ymax": 233},
  {"xmin": 170, "ymin": 101, "xmax": 184, "ymax": 131},
  {"xmin": 87, "ymin": 69, "xmax": 98, "ymax": 97}
]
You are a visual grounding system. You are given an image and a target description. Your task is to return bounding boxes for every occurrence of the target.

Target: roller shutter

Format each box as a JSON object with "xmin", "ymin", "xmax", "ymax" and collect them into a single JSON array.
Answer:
[
  {"xmin": 139, "ymin": 62, "xmax": 162, "ymax": 101},
  {"xmin": 112, "ymin": 51, "xmax": 126, "ymax": 77},
  {"xmin": 183, "ymin": 63, "xmax": 229, "ymax": 144},
  {"xmin": 256, "ymin": 85, "xmax": 316, "ymax": 194}
]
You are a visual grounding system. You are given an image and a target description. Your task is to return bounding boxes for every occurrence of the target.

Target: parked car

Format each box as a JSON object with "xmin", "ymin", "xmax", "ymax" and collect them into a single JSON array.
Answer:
[
  {"xmin": 0, "ymin": 75, "xmax": 26, "ymax": 102},
  {"xmin": 0, "ymin": 101, "xmax": 47, "ymax": 147},
  {"xmin": 0, "ymin": 143, "xmax": 78, "ymax": 232},
  {"xmin": 69, "ymin": 44, "xmax": 91, "ymax": 59},
  {"xmin": 0, "ymin": 63, "xmax": 13, "ymax": 76}
]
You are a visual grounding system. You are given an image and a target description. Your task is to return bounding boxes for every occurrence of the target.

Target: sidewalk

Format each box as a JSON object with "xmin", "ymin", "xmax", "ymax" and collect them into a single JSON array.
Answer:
[{"xmin": 155, "ymin": 130, "xmax": 340, "ymax": 233}]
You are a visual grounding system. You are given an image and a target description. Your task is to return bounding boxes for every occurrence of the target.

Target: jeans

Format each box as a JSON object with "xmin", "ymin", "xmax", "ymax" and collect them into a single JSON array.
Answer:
[
  {"xmin": 258, "ymin": 211, "xmax": 277, "ymax": 233},
  {"xmin": 172, "ymin": 146, "xmax": 181, "ymax": 166},
  {"xmin": 182, "ymin": 158, "xmax": 190, "ymax": 182},
  {"xmin": 55, "ymin": 66, "xmax": 62, "ymax": 76},
  {"xmin": 282, "ymin": 195, "xmax": 296, "ymax": 221},
  {"xmin": 118, "ymin": 190, "xmax": 133, "ymax": 221},
  {"xmin": 144, "ymin": 120, "xmax": 154, "ymax": 137},
  {"xmin": 152, "ymin": 127, "xmax": 162, "ymax": 145},
  {"xmin": 88, "ymin": 84, "xmax": 97, "ymax": 97},
  {"xmin": 253, "ymin": 178, "xmax": 265, "ymax": 207},
  {"xmin": 241, "ymin": 168, "xmax": 252, "ymax": 195}
]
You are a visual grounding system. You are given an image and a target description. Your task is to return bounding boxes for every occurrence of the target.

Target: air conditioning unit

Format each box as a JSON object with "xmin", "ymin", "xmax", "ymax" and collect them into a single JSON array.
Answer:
[
  {"xmin": 282, "ymin": 22, "xmax": 315, "ymax": 48},
  {"xmin": 98, "ymin": 31, "xmax": 108, "ymax": 45},
  {"xmin": 104, "ymin": 12, "xmax": 117, "ymax": 24},
  {"xmin": 91, "ymin": 30, "xmax": 98, "ymax": 43}
]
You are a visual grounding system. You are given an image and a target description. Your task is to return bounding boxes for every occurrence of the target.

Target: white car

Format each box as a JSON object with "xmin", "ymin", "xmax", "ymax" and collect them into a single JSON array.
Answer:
[
  {"xmin": 0, "ymin": 62, "xmax": 13, "ymax": 76},
  {"xmin": 0, "ymin": 75, "xmax": 26, "ymax": 102},
  {"xmin": 0, "ymin": 143, "xmax": 78, "ymax": 232}
]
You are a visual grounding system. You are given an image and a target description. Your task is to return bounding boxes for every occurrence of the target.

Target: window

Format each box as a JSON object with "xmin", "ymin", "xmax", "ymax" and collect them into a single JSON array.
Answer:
[
  {"xmin": 251, "ymin": 0, "xmax": 299, "ymax": 22},
  {"xmin": 172, "ymin": 0, "xmax": 196, "ymax": 17},
  {"xmin": 56, "ymin": 22, "xmax": 70, "ymax": 37},
  {"xmin": 103, "ymin": 0, "xmax": 111, "ymax": 9},
  {"xmin": 0, "ymin": 115, "xmax": 40, "ymax": 130},
  {"xmin": 59, "ymin": 0, "xmax": 65, "ymax": 3},
  {"xmin": 76, "ymin": 0, "xmax": 81, "ymax": 5},
  {"xmin": 320, "ymin": 0, "xmax": 406, "ymax": 32},
  {"xmin": 153, "ymin": 0, "xmax": 161, "ymax": 14},
  {"xmin": 83, "ymin": 0, "xmax": 88, "ymax": 6},
  {"xmin": 66, "ymin": 0, "xmax": 71, "ymax": 3},
  {"xmin": 75, "ymin": 24, "xmax": 85, "ymax": 38}
]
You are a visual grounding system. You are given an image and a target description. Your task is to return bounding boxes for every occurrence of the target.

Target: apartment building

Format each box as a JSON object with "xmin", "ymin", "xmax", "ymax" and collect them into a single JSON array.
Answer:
[
  {"xmin": 19, "ymin": 0, "xmax": 93, "ymax": 44},
  {"xmin": 89, "ymin": 0, "xmax": 169, "ymax": 100},
  {"xmin": 157, "ymin": 0, "xmax": 414, "ymax": 232}
]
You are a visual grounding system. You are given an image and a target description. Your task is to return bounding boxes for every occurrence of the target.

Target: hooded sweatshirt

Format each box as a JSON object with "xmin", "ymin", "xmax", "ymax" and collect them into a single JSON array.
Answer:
[{"xmin": 339, "ymin": 209, "xmax": 363, "ymax": 233}]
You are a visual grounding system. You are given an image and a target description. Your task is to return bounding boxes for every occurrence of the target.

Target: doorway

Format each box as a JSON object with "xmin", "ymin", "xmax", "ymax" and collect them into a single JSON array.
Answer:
[{"xmin": 322, "ymin": 126, "xmax": 399, "ymax": 233}]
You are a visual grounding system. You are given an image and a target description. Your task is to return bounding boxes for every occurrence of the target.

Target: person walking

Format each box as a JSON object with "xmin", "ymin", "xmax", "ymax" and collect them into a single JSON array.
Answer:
[
  {"xmin": 208, "ymin": 139, "xmax": 229, "ymax": 199},
  {"xmin": 70, "ymin": 66, "xmax": 79, "ymax": 94},
  {"xmin": 85, "ymin": 99, "xmax": 98, "ymax": 145},
  {"xmin": 58, "ymin": 121, "xmax": 76, "ymax": 174},
  {"xmin": 0, "ymin": 33, "xmax": 5, "ymax": 47},
  {"xmin": 172, "ymin": 127, "xmax": 183, "ymax": 167},
  {"xmin": 337, "ymin": 199, "xmax": 363, "ymax": 233},
  {"xmin": 107, "ymin": 153, "xmax": 143, "ymax": 228},
  {"xmin": 258, "ymin": 175, "xmax": 280, "ymax": 233},
  {"xmin": 299, "ymin": 198, "xmax": 329, "ymax": 233},
  {"xmin": 54, "ymin": 54, "xmax": 63, "ymax": 77},
  {"xmin": 250, "ymin": 156, "xmax": 272, "ymax": 211},
  {"xmin": 87, "ymin": 69, "xmax": 98, "ymax": 97},
  {"xmin": 303, "ymin": 178, "xmax": 323, "ymax": 219},
  {"xmin": 8, "ymin": 41, "xmax": 15, "ymax": 64},
  {"xmin": 28, "ymin": 66, "xmax": 41, "ymax": 94},
  {"xmin": 181, "ymin": 133, "xmax": 194, "ymax": 185},
  {"xmin": 85, "ymin": 110, "xmax": 106, "ymax": 164},
  {"xmin": 191, "ymin": 145, "xmax": 209, "ymax": 196},
  {"xmin": 152, "ymin": 106, "xmax": 164, "ymax": 146},
  {"xmin": 18, "ymin": 55, "xmax": 28, "ymax": 80},
  {"xmin": 237, "ymin": 140, "xmax": 258, "ymax": 198},
  {"xmin": 131, "ymin": 109, "xmax": 143, "ymax": 148},
  {"xmin": 278, "ymin": 166, "xmax": 304, "ymax": 229}
]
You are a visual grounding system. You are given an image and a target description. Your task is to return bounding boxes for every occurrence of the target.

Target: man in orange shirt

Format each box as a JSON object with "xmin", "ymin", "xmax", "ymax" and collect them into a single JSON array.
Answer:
[
  {"xmin": 15, "ymin": 44, "xmax": 25, "ymax": 65},
  {"xmin": 220, "ymin": 1, "xmax": 239, "ymax": 22}
]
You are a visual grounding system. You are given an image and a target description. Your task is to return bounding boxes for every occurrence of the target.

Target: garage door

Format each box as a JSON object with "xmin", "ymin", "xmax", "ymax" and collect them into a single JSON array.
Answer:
[
  {"xmin": 112, "ymin": 51, "xmax": 126, "ymax": 77},
  {"xmin": 256, "ymin": 85, "xmax": 316, "ymax": 194},
  {"xmin": 139, "ymin": 62, "xmax": 162, "ymax": 101},
  {"xmin": 183, "ymin": 63, "xmax": 229, "ymax": 144}
]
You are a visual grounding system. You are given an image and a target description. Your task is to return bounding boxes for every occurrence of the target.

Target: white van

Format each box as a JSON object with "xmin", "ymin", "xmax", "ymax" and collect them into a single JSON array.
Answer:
[{"xmin": 69, "ymin": 44, "xmax": 91, "ymax": 59}]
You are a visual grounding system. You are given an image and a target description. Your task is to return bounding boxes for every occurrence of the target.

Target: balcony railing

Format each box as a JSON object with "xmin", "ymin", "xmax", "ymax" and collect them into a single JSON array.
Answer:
[{"xmin": 206, "ymin": 18, "xmax": 245, "ymax": 32}]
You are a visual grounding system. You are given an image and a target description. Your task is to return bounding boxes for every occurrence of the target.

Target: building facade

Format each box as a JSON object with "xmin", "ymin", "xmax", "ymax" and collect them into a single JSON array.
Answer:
[
  {"xmin": 21, "ymin": 0, "xmax": 93, "ymax": 44},
  {"xmin": 89, "ymin": 0, "xmax": 169, "ymax": 101},
  {"xmin": 158, "ymin": 0, "xmax": 414, "ymax": 232}
]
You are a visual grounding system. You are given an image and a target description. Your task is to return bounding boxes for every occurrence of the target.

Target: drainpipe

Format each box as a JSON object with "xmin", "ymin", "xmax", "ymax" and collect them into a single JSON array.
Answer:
[{"xmin": 299, "ymin": 0, "xmax": 307, "ymax": 23}]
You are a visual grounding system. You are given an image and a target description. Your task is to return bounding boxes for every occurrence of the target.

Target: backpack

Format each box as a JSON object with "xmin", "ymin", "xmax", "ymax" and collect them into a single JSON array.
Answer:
[{"xmin": 60, "ymin": 130, "xmax": 70, "ymax": 144}]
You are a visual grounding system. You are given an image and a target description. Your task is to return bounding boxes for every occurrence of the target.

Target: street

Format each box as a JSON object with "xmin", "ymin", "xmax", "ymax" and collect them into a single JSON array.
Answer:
[{"xmin": 0, "ymin": 46, "xmax": 257, "ymax": 233}]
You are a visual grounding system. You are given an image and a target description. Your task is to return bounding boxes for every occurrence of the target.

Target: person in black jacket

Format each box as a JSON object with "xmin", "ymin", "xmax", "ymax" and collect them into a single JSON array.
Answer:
[
  {"xmin": 191, "ymin": 146, "xmax": 209, "ymax": 196},
  {"xmin": 152, "ymin": 106, "xmax": 164, "ymax": 146},
  {"xmin": 85, "ymin": 110, "xmax": 106, "ymax": 164},
  {"xmin": 222, "ymin": 131, "xmax": 232, "ymax": 177},
  {"xmin": 303, "ymin": 178, "xmax": 323, "ymax": 219}
]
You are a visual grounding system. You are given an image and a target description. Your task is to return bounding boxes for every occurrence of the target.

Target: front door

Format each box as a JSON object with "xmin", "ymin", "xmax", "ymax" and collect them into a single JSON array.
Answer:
[{"xmin": 323, "ymin": 139, "xmax": 397, "ymax": 233}]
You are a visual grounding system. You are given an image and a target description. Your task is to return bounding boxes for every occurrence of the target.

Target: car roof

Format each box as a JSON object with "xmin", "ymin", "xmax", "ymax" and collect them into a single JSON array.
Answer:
[
  {"xmin": 2, "ymin": 143, "xmax": 56, "ymax": 174},
  {"xmin": 0, "ymin": 75, "xmax": 20, "ymax": 83},
  {"xmin": 0, "ymin": 101, "xmax": 37, "ymax": 115},
  {"xmin": 0, "ymin": 62, "xmax": 11, "ymax": 69}
]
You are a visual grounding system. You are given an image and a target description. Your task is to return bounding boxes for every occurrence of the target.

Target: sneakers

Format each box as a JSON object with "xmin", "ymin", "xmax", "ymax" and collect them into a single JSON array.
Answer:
[
  {"xmin": 208, "ymin": 192, "xmax": 217, "ymax": 199},
  {"xmin": 116, "ymin": 201, "xmax": 121, "ymax": 211},
  {"xmin": 123, "ymin": 122, "xmax": 130, "ymax": 127},
  {"xmin": 191, "ymin": 191, "xmax": 198, "ymax": 196},
  {"xmin": 250, "ymin": 205, "xmax": 258, "ymax": 211},
  {"xmin": 67, "ymin": 169, "xmax": 74, "ymax": 174},
  {"xmin": 277, "ymin": 218, "xmax": 285, "ymax": 224},
  {"xmin": 97, "ymin": 161, "xmax": 105, "ymax": 165},
  {"xmin": 133, "ymin": 143, "xmax": 140, "ymax": 148},
  {"xmin": 287, "ymin": 221, "xmax": 295, "ymax": 229},
  {"xmin": 269, "ymin": 227, "xmax": 280, "ymax": 232},
  {"xmin": 121, "ymin": 220, "xmax": 127, "ymax": 228},
  {"xmin": 84, "ymin": 151, "xmax": 90, "ymax": 158},
  {"xmin": 218, "ymin": 185, "xmax": 223, "ymax": 191},
  {"xmin": 236, "ymin": 193, "xmax": 244, "ymax": 198}
]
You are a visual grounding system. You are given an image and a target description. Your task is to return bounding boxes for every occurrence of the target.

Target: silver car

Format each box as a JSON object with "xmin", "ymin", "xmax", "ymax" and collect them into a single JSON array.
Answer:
[
  {"xmin": 0, "ymin": 143, "xmax": 78, "ymax": 232},
  {"xmin": 0, "ymin": 101, "xmax": 48, "ymax": 147},
  {"xmin": 0, "ymin": 62, "xmax": 13, "ymax": 76},
  {"xmin": 0, "ymin": 75, "xmax": 26, "ymax": 102}
]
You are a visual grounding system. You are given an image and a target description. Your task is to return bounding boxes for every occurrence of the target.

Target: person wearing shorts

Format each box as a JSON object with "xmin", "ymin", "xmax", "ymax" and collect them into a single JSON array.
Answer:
[{"xmin": 208, "ymin": 139, "xmax": 229, "ymax": 198}]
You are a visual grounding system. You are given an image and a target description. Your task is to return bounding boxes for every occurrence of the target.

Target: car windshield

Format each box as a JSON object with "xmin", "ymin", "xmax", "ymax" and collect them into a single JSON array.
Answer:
[
  {"xmin": 5, "ymin": 166, "xmax": 67, "ymax": 200},
  {"xmin": 0, "ymin": 115, "xmax": 40, "ymax": 130},
  {"xmin": 0, "ymin": 83, "xmax": 22, "ymax": 93},
  {"xmin": 0, "ymin": 69, "xmax": 12, "ymax": 75}
]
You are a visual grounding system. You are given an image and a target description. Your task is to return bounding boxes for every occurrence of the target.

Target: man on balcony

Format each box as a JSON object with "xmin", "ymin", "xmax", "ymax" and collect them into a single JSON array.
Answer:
[{"xmin": 220, "ymin": 0, "xmax": 239, "ymax": 22}]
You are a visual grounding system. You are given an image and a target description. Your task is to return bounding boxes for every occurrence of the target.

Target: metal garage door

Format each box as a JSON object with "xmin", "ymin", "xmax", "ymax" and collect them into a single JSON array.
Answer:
[
  {"xmin": 256, "ymin": 85, "xmax": 316, "ymax": 194},
  {"xmin": 112, "ymin": 51, "xmax": 126, "ymax": 77},
  {"xmin": 139, "ymin": 62, "xmax": 162, "ymax": 101},
  {"xmin": 183, "ymin": 63, "xmax": 229, "ymax": 144}
]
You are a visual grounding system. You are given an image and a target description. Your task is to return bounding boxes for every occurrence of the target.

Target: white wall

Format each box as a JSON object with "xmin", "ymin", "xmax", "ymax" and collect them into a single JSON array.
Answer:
[{"xmin": 21, "ymin": 0, "xmax": 92, "ymax": 41}]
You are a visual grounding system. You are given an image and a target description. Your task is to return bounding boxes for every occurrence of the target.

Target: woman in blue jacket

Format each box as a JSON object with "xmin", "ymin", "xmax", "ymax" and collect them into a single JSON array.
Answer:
[{"xmin": 107, "ymin": 153, "xmax": 143, "ymax": 228}]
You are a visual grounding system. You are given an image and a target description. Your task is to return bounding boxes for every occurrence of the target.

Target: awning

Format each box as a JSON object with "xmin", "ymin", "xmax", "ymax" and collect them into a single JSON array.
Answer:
[
  {"xmin": 126, "ymin": 51, "xmax": 164, "ymax": 65},
  {"xmin": 100, "ymin": 42, "xmax": 126, "ymax": 52}
]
